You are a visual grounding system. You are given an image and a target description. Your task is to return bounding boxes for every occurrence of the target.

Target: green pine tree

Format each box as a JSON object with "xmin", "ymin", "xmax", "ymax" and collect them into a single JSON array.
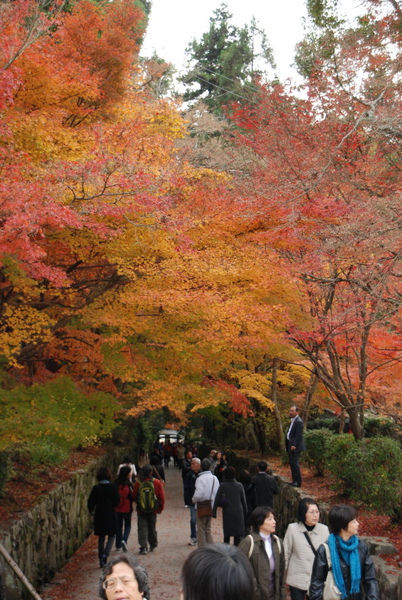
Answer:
[{"xmin": 181, "ymin": 3, "xmax": 275, "ymax": 113}]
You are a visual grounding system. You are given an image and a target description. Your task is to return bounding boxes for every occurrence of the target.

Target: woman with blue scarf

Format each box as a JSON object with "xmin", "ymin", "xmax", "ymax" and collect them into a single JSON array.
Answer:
[{"xmin": 309, "ymin": 505, "xmax": 379, "ymax": 600}]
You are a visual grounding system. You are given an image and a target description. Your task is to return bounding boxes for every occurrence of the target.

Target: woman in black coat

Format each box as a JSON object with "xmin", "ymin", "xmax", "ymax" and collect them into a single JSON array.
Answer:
[
  {"xmin": 88, "ymin": 466, "xmax": 120, "ymax": 568},
  {"xmin": 212, "ymin": 467, "xmax": 247, "ymax": 546},
  {"xmin": 309, "ymin": 504, "xmax": 379, "ymax": 600}
]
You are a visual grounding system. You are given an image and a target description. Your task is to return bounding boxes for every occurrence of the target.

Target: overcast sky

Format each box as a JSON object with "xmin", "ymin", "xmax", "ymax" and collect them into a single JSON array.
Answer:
[{"xmin": 140, "ymin": 0, "xmax": 364, "ymax": 84}]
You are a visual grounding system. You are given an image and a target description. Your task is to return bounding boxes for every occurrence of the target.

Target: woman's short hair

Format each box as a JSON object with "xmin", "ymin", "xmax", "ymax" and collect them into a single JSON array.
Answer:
[
  {"xmin": 328, "ymin": 504, "xmax": 357, "ymax": 535},
  {"xmin": 99, "ymin": 555, "xmax": 149, "ymax": 600},
  {"xmin": 224, "ymin": 466, "xmax": 235, "ymax": 480},
  {"xmin": 96, "ymin": 466, "xmax": 112, "ymax": 482},
  {"xmin": 250, "ymin": 506, "xmax": 274, "ymax": 533},
  {"xmin": 297, "ymin": 497, "xmax": 319, "ymax": 522},
  {"xmin": 181, "ymin": 543, "xmax": 254, "ymax": 600}
]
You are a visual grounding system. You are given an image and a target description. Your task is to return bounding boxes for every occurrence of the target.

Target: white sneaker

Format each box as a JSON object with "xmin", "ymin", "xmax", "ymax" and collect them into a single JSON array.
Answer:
[{"xmin": 188, "ymin": 539, "xmax": 197, "ymax": 546}]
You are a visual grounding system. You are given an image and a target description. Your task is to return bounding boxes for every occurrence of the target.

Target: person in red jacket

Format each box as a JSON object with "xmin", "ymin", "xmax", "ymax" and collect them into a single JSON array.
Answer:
[
  {"xmin": 132, "ymin": 464, "xmax": 165, "ymax": 555},
  {"xmin": 114, "ymin": 466, "xmax": 134, "ymax": 552}
]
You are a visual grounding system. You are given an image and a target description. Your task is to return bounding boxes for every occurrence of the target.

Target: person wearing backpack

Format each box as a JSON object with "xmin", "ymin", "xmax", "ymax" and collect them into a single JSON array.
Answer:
[
  {"xmin": 132, "ymin": 464, "xmax": 165, "ymax": 555},
  {"xmin": 239, "ymin": 506, "xmax": 285, "ymax": 600}
]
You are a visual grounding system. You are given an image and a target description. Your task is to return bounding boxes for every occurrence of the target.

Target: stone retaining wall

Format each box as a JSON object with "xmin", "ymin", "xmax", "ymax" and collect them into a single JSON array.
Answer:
[{"xmin": 0, "ymin": 448, "xmax": 119, "ymax": 600}]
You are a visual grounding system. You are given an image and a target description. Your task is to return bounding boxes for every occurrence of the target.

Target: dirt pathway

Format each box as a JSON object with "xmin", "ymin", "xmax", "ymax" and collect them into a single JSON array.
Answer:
[{"xmin": 41, "ymin": 464, "xmax": 223, "ymax": 600}]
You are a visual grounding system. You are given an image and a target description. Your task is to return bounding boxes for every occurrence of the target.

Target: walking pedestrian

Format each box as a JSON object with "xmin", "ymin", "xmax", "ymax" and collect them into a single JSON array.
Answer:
[
  {"xmin": 115, "ymin": 466, "xmax": 134, "ymax": 552},
  {"xmin": 184, "ymin": 457, "xmax": 201, "ymax": 545},
  {"xmin": 192, "ymin": 458, "xmax": 219, "ymax": 547},
  {"xmin": 87, "ymin": 466, "xmax": 120, "ymax": 568},
  {"xmin": 213, "ymin": 466, "xmax": 247, "ymax": 546},
  {"xmin": 252, "ymin": 461, "xmax": 279, "ymax": 508},
  {"xmin": 132, "ymin": 464, "xmax": 165, "ymax": 555}
]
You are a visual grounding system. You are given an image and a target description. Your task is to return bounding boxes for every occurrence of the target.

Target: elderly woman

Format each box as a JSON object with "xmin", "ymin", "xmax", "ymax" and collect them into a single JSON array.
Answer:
[
  {"xmin": 283, "ymin": 498, "xmax": 329, "ymax": 600},
  {"xmin": 239, "ymin": 506, "xmax": 286, "ymax": 600},
  {"xmin": 99, "ymin": 555, "xmax": 150, "ymax": 600},
  {"xmin": 180, "ymin": 543, "xmax": 255, "ymax": 600},
  {"xmin": 309, "ymin": 504, "xmax": 379, "ymax": 600}
]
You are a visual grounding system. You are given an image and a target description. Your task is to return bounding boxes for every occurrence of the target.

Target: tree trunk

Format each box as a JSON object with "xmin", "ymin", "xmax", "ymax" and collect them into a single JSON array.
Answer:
[
  {"xmin": 272, "ymin": 358, "xmax": 286, "ymax": 454},
  {"xmin": 302, "ymin": 371, "xmax": 319, "ymax": 427},
  {"xmin": 347, "ymin": 405, "xmax": 365, "ymax": 440}
]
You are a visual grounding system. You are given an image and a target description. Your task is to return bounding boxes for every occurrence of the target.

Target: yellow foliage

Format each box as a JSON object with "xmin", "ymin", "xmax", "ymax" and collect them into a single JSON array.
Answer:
[{"xmin": 0, "ymin": 306, "xmax": 54, "ymax": 365}]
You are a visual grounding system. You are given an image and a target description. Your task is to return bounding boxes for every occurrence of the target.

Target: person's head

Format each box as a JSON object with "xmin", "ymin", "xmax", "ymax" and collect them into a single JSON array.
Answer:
[
  {"xmin": 142, "ymin": 464, "xmax": 153, "ymax": 479},
  {"xmin": 250, "ymin": 506, "xmax": 276, "ymax": 535},
  {"xmin": 180, "ymin": 543, "xmax": 254, "ymax": 600},
  {"xmin": 97, "ymin": 466, "xmax": 112, "ymax": 482},
  {"xmin": 238, "ymin": 470, "xmax": 252, "ymax": 485},
  {"xmin": 216, "ymin": 451, "xmax": 222, "ymax": 460},
  {"xmin": 329, "ymin": 504, "xmax": 359, "ymax": 537},
  {"xmin": 257, "ymin": 460, "xmax": 268, "ymax": 472},
  {"xmin": 224, "ymin": 466, "xmax": 235, "ymax": 481},
  {"xmin": 122, "ymin": 456, "xmax": 132, "ymax": 464},
  {"xmin": 201, "ymin": 458, "xmax": 211, "ymax": 472},
  {"xmin": 99, "ymin": 556, "xmax": 149, "ymax": 600},
  {"xmin": 116, "ymin": 466, "xmax": 131, "ymax": 487},
  {"xmin": 150, "ymin": 455, "xmax": 161, "ymax": 466},
  {"xmin": 191, "ymin": 457, "xmax": 201, "ymax": 473},
  {"xmin": 289, "ymin": 405, "xmax": 299, "ymax": 418},
  {"xmin": 297, "ymin": 498, "xmax": 320, "ymax": 527},
  {"xmin": 185, "ymin": 450, "xmax": 193, "ymax": 460}
]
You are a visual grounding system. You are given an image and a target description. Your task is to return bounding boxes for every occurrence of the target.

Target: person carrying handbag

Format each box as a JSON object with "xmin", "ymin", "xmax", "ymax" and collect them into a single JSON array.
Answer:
[
  {"xmin": 192, "ymin": 458, "xmax": 219, "ymax": 547},
  {"xmin": 309, "ymin": 505, "xmax": 379, "ymax": 600}
]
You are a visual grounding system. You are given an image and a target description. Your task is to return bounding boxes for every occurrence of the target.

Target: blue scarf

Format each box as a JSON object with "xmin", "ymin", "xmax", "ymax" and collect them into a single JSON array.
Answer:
[{"xmin": 328, "ymin": 533, "xmax": 361, "ymax": 599}]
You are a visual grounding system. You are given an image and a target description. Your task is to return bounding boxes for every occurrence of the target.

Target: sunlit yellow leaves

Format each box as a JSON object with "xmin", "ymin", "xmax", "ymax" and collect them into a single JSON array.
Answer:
[{"xmin": 0, "ymin": 306, "xmax": 53, "ymax": 365}]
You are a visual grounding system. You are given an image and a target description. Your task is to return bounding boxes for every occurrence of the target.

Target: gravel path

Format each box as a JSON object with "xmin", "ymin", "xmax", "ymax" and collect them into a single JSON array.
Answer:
[{"xmin": 41, "ymin": 464, "xmax": 223, "ymax": 600}]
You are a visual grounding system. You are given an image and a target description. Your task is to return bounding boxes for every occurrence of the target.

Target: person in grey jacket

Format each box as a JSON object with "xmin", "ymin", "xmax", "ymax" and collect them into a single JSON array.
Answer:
[
  {"xmin": 192, "ymin": 458, "xmax": 219, "ymax": 547},
  {"xmin": 309, "ymin": 504, "xmax": 379, "ymax": 600},
  {"xmin": 284, "ymin": 498, "xmax": 329, "ymax": 600},
  {"xmin": 213, "ymin": 466, "xmax": 248, "ymax": 546}
]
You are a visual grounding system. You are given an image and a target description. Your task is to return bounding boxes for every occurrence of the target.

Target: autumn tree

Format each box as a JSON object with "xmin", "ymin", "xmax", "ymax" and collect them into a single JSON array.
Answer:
[{"xmin": 228, "ymin": 3, "xmax": 402, "ymax": 439}]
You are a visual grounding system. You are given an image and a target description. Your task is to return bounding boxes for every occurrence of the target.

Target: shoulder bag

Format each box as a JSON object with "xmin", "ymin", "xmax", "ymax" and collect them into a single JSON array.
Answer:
[{"xmin": 323, "ymin": 543, "xmax": 342, "ymax": 600}]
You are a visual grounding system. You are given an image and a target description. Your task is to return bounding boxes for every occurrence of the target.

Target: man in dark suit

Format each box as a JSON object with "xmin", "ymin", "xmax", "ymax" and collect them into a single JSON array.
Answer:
[
  {"xmin": 286, "ymin": 405, "xmax": 306, "ymax": 487},
  {"xmin": 251, "ymin": 460, "xmax": 279, "ymax": 508}
]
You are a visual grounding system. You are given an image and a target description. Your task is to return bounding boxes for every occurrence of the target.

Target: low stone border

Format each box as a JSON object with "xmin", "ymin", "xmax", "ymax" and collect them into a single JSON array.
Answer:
[{"xmin": 0, "ymin": 448, "xmax": 120, "ymax": 600}]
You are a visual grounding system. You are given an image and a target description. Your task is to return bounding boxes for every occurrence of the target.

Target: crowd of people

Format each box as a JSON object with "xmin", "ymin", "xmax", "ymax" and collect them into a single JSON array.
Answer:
[{"xmin": 89, "ymin": 409, "xmax": 380, "ymax": 600}]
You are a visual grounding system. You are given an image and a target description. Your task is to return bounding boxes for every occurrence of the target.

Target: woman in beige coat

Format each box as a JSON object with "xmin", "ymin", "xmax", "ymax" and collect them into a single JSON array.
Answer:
[{"xmin": 283, "ymin": 498, "xmax": 329, "ymax": 600}]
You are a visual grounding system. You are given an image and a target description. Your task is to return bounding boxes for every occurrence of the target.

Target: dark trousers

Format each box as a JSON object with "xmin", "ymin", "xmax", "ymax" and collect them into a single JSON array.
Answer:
[
  {"xmin": 289, "ymin": 585, "xmax": 308, "ymax": 600},
  {"xmin": 137, "ymin": 512, "xmax": 157, "ymax": 550},
  {"xmin": 288, "ymin": 450, "xmax": 302, "ymax": 485},
  {"xmin": 224, "ymin": 535, "xmax": 241, "ymax": 546},
  {"xmin": 116, "ymin": 511, "xmax": 132, "ymax": 548},
  {"xmin": 98, "ymin": 535, "xmax": 115, "ymax": 560}
]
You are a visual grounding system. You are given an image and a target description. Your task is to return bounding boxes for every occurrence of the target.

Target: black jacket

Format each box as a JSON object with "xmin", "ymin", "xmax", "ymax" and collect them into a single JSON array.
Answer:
[
  {"xmin": 286, "ymin": 415, "xmax": 306, "ymax": 453},
  {"xmin": 252, "ymin": 472, "xmax": 279, "ymax": 508},
  {"xmin": 309, "ymin": 539, "xmax": 379, "ymax": 600}
]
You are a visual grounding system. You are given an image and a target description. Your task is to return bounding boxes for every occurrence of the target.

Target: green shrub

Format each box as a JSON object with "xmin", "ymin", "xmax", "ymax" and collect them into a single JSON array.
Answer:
[
  {"xmin": 304, "ymin": 428, "xmax": 334, "ymax": 476},
  {"xmin": 28, "ymin": 441, "xmax": 69, "ymax": 466},
  {"xmin": 364, "ymin": 417, "xmax": 399, "ymax": 440},
  {"xmin": 327, "ymin": 435, "xmax": 402, "ymax": 519},
  {"xmin": 0, "ymin": 451, "xmax": 11, "ymax": 496}
]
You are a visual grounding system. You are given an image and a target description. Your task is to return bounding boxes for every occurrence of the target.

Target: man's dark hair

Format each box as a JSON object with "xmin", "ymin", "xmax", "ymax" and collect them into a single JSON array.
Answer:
[
  {"xmin": 224, "ymin": 466, "xmax": 235, "ymax": 481},
  {"xmin": 142, "ymin": 464, "xmax": 153, "ymax": 478},
  {"xmin": 290, "ymin": 405, "xmax": 299, "ymax": 412},
  {"xmin": 99, "ymin": 555, "xmax": 149, "ymax": 600},
  {"xmin": 297, "ymin": 497, "xmax": 319, "ymax": 523},
  {"xmin": 181, "ymin": 543, "xmax": 254, "ymax": 600},
  {"xmin": 258, "ymin": 460, "xmax": 268, "ymax": 472},
  {"xmin": 201, "ymin": 458, "xmax": 211, "ymax": 471},
  {"xmin": 250, "ymin": 506, "xmax": 274, "ymax": 533},
  {"xmin": 328, "ymin": 504, "xmax": 357, "ymax": 535},
  {"xmin": 96, "ymin": 466, "xmax": 112, "ymax": 482}
]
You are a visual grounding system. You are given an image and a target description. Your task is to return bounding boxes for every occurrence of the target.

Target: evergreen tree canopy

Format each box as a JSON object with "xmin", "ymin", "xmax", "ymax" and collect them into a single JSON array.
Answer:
[{"xmin": 181, "ymin": 3, "xmax": 275, "ymax": 112}]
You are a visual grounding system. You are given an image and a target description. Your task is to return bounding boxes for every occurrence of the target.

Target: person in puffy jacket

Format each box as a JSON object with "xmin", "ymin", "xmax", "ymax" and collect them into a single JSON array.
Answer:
[{"xmin": 309, "ymin": 504, "xmax": 379, "ymax": 600}]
